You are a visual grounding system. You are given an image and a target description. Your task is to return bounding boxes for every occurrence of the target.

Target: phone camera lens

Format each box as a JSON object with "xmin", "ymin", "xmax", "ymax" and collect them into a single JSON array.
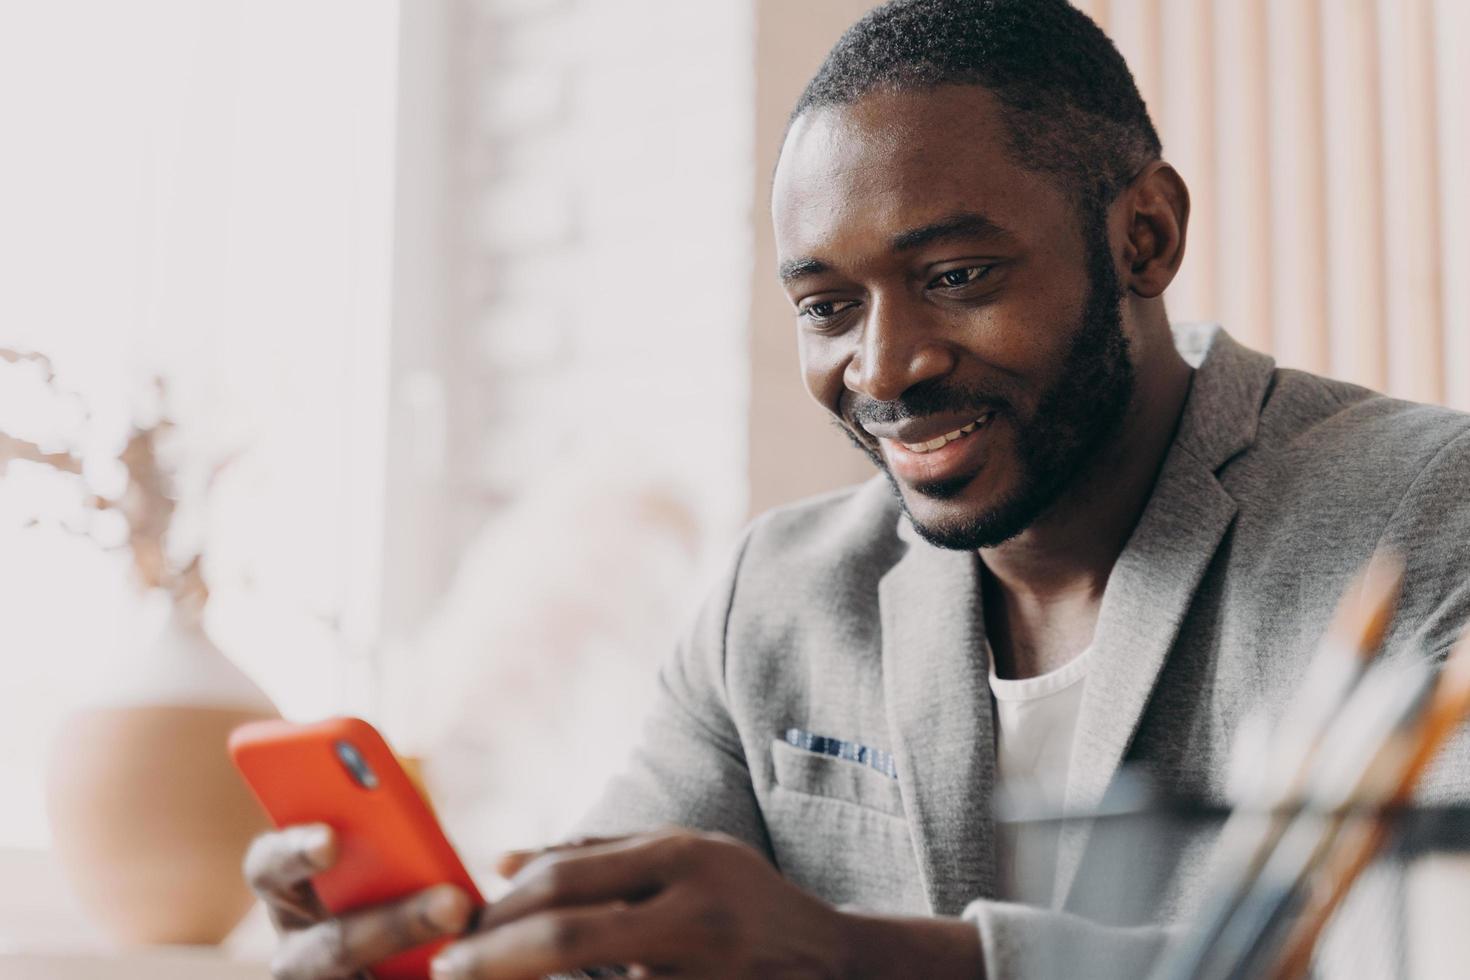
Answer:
[{"xmin": 334, "ymin": 740, "xmax": 379, "ymax": 789}]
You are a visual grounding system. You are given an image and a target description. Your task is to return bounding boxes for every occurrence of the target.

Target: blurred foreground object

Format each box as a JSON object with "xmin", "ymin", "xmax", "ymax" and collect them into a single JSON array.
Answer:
[
  {"xmin": 1, "ymin": 349, "xmax": 275, "ymax": 944},
  {"xmin": 1149, "ymin": 556, "xmax": 1470, "ymax": 979}
]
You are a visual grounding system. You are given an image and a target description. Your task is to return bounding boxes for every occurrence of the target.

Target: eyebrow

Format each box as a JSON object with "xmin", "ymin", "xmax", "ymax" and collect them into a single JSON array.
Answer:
[
  {"xmin": 891, "ymin": 211, "xmax": 1016, "ymax": 251},
  {"xmin": 778, "ymin": 257, "xmax": 829, "ymax": 285},
  {"xmin": 778, "ymin": 211, "xmax": 1016, "ymax": 286}
]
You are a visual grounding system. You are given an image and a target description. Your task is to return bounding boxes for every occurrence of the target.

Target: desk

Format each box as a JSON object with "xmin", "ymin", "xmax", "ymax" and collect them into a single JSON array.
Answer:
[
  {"xmin": 0, "ymin": 847, "xmax": 269, "ymax": 979},
  {"xmin": 0, "ymin": 950, "xmax": 267, "ymax": 979}
]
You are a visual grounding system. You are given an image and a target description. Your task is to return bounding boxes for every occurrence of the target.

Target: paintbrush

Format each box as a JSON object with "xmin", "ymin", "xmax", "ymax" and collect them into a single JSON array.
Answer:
[
  {"xmin": 1267, "ymin": 626, "xmax": 1470, "ymax": 979},
  {"xmin": 1208, "ymin": 658, "xmax": 1435, "ymax": 980},
  {"xmin": 1147, "ymin": 559, "xmax": 1401, "ymax": 980}
]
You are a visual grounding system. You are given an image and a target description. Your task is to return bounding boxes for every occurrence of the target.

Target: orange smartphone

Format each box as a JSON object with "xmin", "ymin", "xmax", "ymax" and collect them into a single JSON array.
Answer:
[{"xmin": 228, "ymin": 716, "xmax": 483, "ymax": 980}]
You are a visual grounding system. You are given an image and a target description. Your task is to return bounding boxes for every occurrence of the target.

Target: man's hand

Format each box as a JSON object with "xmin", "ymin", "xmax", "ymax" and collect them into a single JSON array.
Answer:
[
  {"xmin": 430, "ymin": 829, "xmax": 983, "ymax": 980},
  {"xmin": 243, "ymin": 824, "xmax": 474, "ymax": 980}
]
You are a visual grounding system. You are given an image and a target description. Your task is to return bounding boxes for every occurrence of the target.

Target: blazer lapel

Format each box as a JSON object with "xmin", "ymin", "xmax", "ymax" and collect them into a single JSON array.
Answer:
[
  {"xmin": 879, "ymin": 518, "xmax": 996, "ymax": 915},
  {"xmin": 1052, "ymin": 448, "xmax": 1237, "ymax": 904},
  {"xmin": 1055, "ymin": 327, "xmax": 1277, "ymax": 905}
]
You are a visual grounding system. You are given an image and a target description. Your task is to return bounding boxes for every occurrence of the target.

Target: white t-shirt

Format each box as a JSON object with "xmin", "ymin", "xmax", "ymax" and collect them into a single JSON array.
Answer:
[{"xmin": 989, "ymin": 644, "xmax": 1096, "ymax": 907}]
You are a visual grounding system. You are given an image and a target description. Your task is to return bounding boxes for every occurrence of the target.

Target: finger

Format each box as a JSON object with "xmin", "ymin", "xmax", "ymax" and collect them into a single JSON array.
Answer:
[
  {"xmin": 495, "ymin": 835, "xmax": 628, "ymax": 879},
  {"xmin": 431, "ymin": 902, "xmax": 672, "ymax": 980},
  {"xmin": 244, "ymin": 824, "xmax": 337, "ymax": 930},
  {"xmin": 271, "ymin": 885, "xmax": 474, "ymax": 980},
  {"xmin": 479, "ymin": 837, "xmax": 676, "ymax": 933}
]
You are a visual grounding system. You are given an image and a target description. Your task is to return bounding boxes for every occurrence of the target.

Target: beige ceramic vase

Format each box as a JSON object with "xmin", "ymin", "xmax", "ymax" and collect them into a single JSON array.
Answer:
[{"xmin": 45, "ymin": 595, "xmax": 277, "ymax": 945}]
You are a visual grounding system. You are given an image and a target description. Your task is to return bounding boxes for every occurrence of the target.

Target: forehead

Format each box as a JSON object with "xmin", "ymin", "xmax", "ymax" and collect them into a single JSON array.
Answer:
[{"xmin": 773, "ymin": 86, "xmax": 1070, "ymax": 262}]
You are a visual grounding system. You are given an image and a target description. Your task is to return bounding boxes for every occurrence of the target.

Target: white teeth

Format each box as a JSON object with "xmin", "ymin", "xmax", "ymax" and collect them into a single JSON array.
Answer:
[{"xmin": 900, "ymin": 413, "xmax": 993, "ymax": 453}]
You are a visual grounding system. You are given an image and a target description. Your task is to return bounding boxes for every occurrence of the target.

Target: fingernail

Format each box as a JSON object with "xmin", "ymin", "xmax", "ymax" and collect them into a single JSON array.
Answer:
[
  {"xmin": 424, "ymin": 886, "xmax": 470, "ymax": 932},
  {"xmin": 297, "ymin": 824, "xmax": 334, "ymax": 867},
  {"xmin": 430, "ymin": 951, "xmax": 462, "ymax": 979},
  {"xmin": 495, "ymin": 850, "xmax": 532, "ymax": 879}
]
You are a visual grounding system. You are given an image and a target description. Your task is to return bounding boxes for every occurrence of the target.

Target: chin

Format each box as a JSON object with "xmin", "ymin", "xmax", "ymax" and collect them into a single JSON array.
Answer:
[
  {"xmin": 893, "ymin": 471, "xmax": 1039, "ymax": 551},
  {"xmin": 904, "ymin": 499, "xmax": 1034, "ymax": 550}
]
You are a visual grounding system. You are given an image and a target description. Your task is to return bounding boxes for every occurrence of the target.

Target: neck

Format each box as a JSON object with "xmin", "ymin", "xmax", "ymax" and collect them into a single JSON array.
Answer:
[{"xmin": 982, "ymin": 319, "xmax": 1194, "ymax": 676}]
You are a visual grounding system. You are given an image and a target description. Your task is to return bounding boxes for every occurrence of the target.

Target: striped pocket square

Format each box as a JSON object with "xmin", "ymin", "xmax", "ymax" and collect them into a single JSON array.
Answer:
[{"xmin": 783, "ymin": 727, "xmax": 899, "ymax": 779}]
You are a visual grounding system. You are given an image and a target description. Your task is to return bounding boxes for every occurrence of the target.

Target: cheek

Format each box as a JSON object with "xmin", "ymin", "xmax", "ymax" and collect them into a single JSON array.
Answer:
[
  {"xmin": 797, "ymin": 337, "xmax": 849, "ymax": 415},
  {"xmin": 987, "ymin": 293, "xmax": 1078, "ymax": 362},
  {"xmin": 975, "ymin": 281, "xmax": 1092, "ymax": 386}
]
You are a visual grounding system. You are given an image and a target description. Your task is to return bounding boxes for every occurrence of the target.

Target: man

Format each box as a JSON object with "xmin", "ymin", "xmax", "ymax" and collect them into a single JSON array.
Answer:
[{"xmin": 247, "ymin": 1, "xmax": 1470, "ymax": 977}]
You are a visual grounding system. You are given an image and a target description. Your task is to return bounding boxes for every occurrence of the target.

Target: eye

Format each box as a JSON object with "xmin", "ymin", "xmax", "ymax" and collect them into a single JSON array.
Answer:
[
  {"xmin": 797, "ymin": 298, "xmax": 858, "ymax": 324},
  {"xmin": 928, "ymin": 265, "xmax": 994, "ymax": 290}
]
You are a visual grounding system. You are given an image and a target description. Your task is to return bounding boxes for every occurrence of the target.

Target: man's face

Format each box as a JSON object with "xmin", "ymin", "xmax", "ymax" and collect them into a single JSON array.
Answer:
[{"xmin": 772, "ymin": 85, "xmax": 1135, "ymax": 550}]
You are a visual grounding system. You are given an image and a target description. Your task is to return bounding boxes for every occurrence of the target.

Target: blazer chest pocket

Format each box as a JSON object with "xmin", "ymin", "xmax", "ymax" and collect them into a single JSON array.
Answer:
[
  {"xmin": 770, "ymin": 737, "xmax": 906, "ymax": 818},
  {"xmin": 766, "ymin": 737, "xmax": 924, "ymax": 915}
]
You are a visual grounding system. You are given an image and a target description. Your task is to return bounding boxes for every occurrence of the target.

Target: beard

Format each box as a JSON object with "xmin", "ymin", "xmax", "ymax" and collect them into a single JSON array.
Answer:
[{"xmin": 840, "ymin": 204, "xmax": 1135, "ymax": 550}]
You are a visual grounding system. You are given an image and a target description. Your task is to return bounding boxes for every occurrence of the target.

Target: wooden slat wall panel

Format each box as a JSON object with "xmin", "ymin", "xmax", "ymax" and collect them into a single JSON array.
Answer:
[
  {"xmin": 1265, "ymin": 0, "xmax": 1328, "ymax": 374},
  {"xmin": 1109, "ymin": 0, "xmax": 1163, "ymax": 118},
  {"xmin": 1157, "ymin": 0, "xmax": 1217, "ymax": 325},
  {"xmin": 1434, "ymin": 0, "xmax": 1470, "ymax": 411},
  {"xmin": 1089, "ymin": 0, "xmax": 1467, "ymax": 407},
  {"xmin": 1210, "ymin": 0, "xmax": 1274, "ymax": 352},
  {"xmin": 1377, "ymin": 0, "xmax": 1443, "ymax": 403},
  {"xmin": 1321, "ymin": 0, "xmax": 1389, "ymax": 390}
]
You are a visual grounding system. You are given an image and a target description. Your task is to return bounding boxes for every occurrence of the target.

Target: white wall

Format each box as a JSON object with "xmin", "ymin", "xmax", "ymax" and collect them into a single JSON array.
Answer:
[
  {"xmin": 431, "ymin": 0, "xmax": 755, "ymax": 548},
  {"xmin": 0, "ymin": 0, "xmax": 757, "ymax": 856},
  {"xmin": 378, "ymin": 0, "xmax": 757, "ymax": 857},
  {"xmin": 0, "ymin": 0, "xmax": 399, "ymax": 847}
]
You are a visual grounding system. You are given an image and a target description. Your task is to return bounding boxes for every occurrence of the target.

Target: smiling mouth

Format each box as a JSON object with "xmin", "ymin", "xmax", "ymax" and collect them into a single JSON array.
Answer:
[
  {"xmin": 870, "ymin": 409, "xmax": 1002, "ymax": 490},
  {"xmin": 896, "ymin": 411, "xmax": 997, "ymax": 453}
]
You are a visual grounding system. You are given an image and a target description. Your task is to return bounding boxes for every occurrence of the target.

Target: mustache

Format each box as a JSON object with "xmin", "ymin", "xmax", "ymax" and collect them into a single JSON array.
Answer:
[{"xmin": 844, "ymin": 380, "xmax": 1012, "ymax": 429}]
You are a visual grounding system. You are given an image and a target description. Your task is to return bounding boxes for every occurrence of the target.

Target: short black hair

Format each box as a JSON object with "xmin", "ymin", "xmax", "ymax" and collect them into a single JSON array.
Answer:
[{"xmin": 793, "ymin": 0, "xmax": 1161, "ymax": 208}]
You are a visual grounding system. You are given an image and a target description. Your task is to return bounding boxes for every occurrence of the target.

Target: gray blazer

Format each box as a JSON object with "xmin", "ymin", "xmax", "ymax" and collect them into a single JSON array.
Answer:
[{"xmin": 575, "ymin": 327, "xmax": 1470, "ymax": 977}]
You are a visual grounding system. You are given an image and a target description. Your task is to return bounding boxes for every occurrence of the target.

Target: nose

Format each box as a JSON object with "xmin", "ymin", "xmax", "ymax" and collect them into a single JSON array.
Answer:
[{"xmin": 842, "ymin": 292, "xmax": 956, "ymax": 403}]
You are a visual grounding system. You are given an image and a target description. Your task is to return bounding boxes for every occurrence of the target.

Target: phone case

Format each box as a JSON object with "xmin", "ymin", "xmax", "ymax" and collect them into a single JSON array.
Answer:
[{"xmin": 229, "ymin": 716, "xmax": 483, "ymax": 980}]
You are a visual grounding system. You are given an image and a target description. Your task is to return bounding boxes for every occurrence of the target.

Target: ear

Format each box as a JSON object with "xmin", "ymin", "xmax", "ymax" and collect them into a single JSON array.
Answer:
[{"xmin": 1118, "ymin": 162, "xmax": 1190, "ymax": 299}]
